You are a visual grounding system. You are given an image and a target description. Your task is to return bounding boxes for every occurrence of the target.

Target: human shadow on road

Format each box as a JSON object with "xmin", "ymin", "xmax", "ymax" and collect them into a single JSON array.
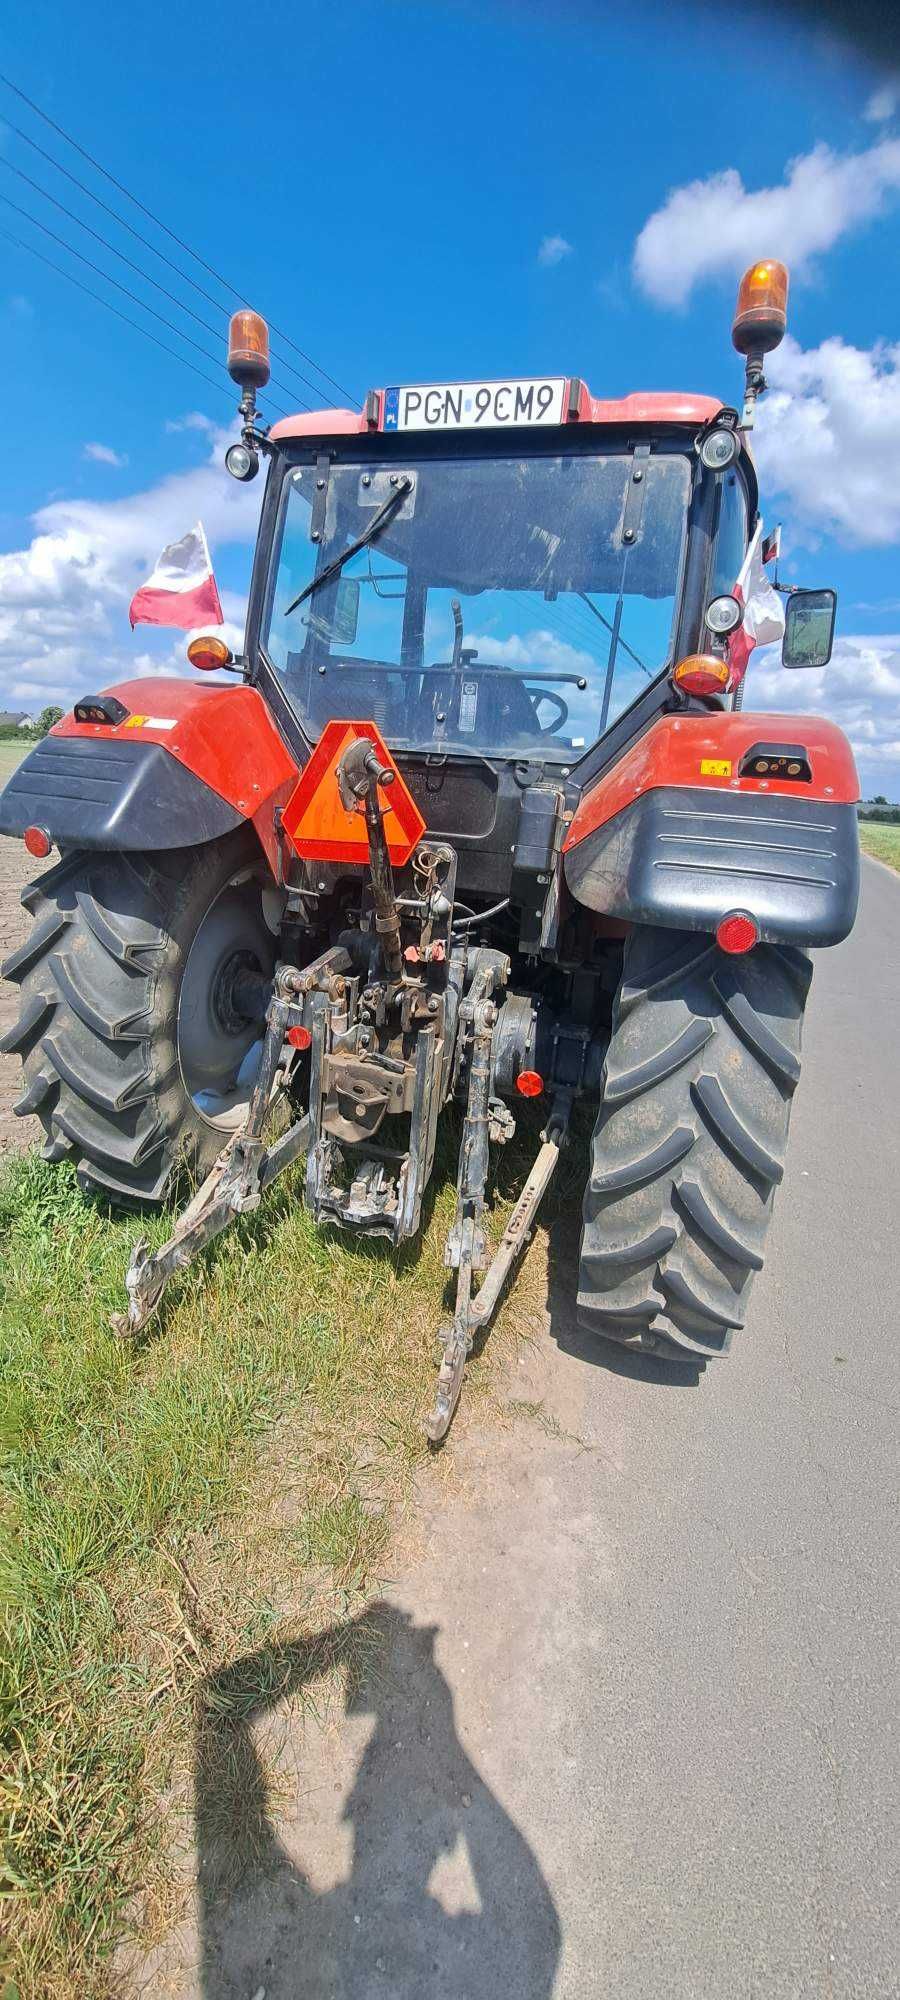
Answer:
[{"xmin": 195, "ymin": 1601, "xmax": 561, "ymax": 1999}]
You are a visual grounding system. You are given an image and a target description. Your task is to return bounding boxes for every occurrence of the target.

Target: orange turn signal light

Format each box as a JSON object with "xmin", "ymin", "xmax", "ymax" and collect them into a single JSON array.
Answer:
[
  {"xmin": 732, "ymin": 259, "xmax": 789, "ymax": 357},
  {"xmin": 187, "ymin": 636, "xmax": 232, "ymax": 672},
  {"xmin": 672, "ymin": 654, "xmax": 731, "ymax": 698},
  {"xmin": 227, "ymin": 309, "xmax": 271, "ymax": 389}
]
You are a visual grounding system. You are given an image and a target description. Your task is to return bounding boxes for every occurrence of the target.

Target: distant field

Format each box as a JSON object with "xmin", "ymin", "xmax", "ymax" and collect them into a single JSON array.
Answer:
[
  {"xmin": 0, "ymin": 739, "xmax": 26, "ymax": 779},
  {"xmin": 859, "ymin": 822, "xmax": 900, "ymax": 873}
]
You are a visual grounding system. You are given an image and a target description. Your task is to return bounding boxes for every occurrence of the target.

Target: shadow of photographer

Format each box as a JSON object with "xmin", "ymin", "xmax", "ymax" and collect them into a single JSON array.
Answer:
[{"xmin": 195, "ymin": 1600, "xmax": 561, "ymax": 1998}]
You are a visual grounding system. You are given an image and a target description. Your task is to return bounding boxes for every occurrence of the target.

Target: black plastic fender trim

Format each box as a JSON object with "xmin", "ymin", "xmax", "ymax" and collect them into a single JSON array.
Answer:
[
  {"xmin": 0, "ymin": 734, "xmax": 245, "ymax": 851},
  {"xmin": 563, "ymin": 785, "xmax": 860, "ymax": 947}
]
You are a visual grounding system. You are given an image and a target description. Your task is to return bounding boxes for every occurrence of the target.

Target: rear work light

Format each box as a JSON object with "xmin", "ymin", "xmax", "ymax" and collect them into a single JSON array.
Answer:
[
  {"xmin": 716, "ymin": 912, "xmax": 759, "ymax": 955},
  {"xmin": 672, "ymin": 654, "xmax": 731, "ymax": 698},
  {"xmin": 24, "ymin": 826, "xmax": 52, "ymax": 858}
]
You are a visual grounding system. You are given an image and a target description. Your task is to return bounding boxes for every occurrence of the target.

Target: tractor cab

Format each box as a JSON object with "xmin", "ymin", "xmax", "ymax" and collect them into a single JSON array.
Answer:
[
  {"xmin": 247, "ymin": 380, "xmax": 753, "ymax": 781},
  {"xmin": 257, "ymin": 417, "xmax": 704, "ymax": 763}
]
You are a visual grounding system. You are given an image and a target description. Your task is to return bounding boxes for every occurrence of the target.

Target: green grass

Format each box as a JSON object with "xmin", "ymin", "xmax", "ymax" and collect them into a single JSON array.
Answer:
[
  {"xmin": 859, "ymin": 821, "xmax": 900, "ymax": 872},
  {"xmin": 0, "ymin": 741, "xmax": 26, "ymax": 781},
  {"xmin": 0, "ymin": 1124, "xmax": 537, "ymax": 1997}
]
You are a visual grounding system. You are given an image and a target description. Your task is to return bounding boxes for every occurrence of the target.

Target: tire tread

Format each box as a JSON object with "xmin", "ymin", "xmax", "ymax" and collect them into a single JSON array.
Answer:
[{"xmin": 579, "ymin": 927, "xmax": 808, "ymax": 1361}]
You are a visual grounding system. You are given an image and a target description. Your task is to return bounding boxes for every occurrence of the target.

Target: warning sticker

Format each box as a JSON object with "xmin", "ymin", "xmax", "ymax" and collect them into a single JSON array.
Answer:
[
  {"xmin": 123, "ymin": 715, "xmax": 177, "ymax": 731},
  {"xmin": 700, "ymin": 758, "xmax": 732, "ymax": 777}
]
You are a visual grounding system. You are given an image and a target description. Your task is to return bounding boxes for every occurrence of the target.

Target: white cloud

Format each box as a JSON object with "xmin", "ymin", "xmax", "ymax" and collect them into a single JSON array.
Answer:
[
  {"xmin": 633, "ymin": 139, "xmax": 900, "ymax": 305},
  {"xmin": 537, "ymin": 234, "xmax": 573, "ymax": 268},
  {"xmin": 753, "ymin": 335, "xmax": 900, "ymax": 547},
  {"xmin": 864, "ymin": 80, "xmax": 899, "ymax": 123},
  {"xmin": 0, "ymin": 426, "xmax": 260, "ymax": 712},
  {"xmin": 463, "ymin": 628, "xmax": 594, "ymax": 675},
  {"xmin": 745, "ymin": 633, "xmax": 900, "ymax": 791},
  {"xmin": 83, "ymin": 442, "xmax": 128, "ymax": 468},
  {"xmin": 165, "ymin": 411, "xmax": 216, "ymax": 434}
]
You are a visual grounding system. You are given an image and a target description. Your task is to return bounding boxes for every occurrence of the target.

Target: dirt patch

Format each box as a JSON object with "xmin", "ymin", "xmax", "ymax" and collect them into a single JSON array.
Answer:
[{"xmin": 0, "ymin": 829, "xmax": 50, "ymax": 1156}]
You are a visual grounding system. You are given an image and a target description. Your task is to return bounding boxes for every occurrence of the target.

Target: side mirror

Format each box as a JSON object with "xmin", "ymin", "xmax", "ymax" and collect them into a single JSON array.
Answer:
[{"xmin": 782, "ymin": 588, "xmax": 836, "ymax": 670}]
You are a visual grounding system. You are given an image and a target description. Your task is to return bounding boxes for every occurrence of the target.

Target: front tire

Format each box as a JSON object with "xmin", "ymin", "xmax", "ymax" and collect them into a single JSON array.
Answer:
[
  {"xmin": 578, "ymin": 926, "xmax": 812, "ymax": 1361},
  {"xmin": 1, "ymin": 832, "xmax": 277, "ymax": 1205}
]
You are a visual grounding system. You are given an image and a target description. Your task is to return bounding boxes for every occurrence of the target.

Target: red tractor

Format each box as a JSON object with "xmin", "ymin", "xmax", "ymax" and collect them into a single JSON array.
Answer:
[{"xmin": 0, "ymin": 260, "xmax": 859, "ymax": 1435}]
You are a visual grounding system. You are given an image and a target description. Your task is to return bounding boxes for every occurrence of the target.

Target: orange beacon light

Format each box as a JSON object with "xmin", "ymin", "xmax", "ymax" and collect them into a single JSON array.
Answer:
[
  {"xmin": 732, "ymin": 261, "xmax": 789, "ymax": 357},
  {"xmin": 227, "ymin": 310, "xmax": 271, "ymax": 391}
]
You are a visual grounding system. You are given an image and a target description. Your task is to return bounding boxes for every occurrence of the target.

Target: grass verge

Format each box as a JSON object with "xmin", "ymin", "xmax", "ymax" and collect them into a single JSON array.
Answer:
[
  {"xmin": 0, "ymin": 1121, "xmax": 536, "ymax": 1997},
  {"xmin": 0, "ymin": 742, "xmax": 26, "ymax": 782},
  {"xmin": 859, "ymin": 821, "xmax": 900, "ymax": 872}
]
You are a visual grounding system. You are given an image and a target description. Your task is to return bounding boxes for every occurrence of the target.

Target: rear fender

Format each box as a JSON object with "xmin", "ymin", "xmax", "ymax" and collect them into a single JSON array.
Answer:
[
  {"xmin": 0, "ymin": 678, "xmax": 300, "ymax": 876},
  {"xmin": 562, "ymin": 711, "xmax": 860, "ymax": 947}
]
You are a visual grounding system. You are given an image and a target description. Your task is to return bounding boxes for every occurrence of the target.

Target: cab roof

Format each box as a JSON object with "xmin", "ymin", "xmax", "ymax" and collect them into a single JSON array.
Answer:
[{"xmin": 269, "ymin": 386, "xmax": 723, "ymax": 442}]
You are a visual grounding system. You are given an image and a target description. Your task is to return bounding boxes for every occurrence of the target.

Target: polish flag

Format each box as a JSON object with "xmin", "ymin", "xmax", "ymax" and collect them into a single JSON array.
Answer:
[
  {"xmin": 129, "ymin": 522, "xmax": 223, "ymax": 630},
  {"xmin": 728, "ymin": 521, "xmax": 785, "ymax": 686}
]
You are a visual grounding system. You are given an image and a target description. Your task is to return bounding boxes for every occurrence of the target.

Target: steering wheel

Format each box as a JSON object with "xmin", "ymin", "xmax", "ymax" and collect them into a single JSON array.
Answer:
[{"xmin": 532, "ymin": 688, "xmax": 570, "ymax": 734}]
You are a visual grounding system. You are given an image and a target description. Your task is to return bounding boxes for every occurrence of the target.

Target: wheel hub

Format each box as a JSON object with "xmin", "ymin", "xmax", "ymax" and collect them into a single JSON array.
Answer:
[{"xmin": 176, "ymin": 875, "xmax": 276, "ymax": 1127}]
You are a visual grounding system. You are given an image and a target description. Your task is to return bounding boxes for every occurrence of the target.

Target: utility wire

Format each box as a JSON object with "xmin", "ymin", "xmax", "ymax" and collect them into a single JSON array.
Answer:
[
  {"xmin": 0, "ymin": 224, "xmax": 235, "ymax": 406},
  {"xmin": 0, "ymin": 121, "xmax": 326, "ymax": 408},
  {"xmin": 0, "ymin": 188, "xmax": 293, "ymax": 418},
  {"xmin": 0, "ymin": 72, "xmax": 360, "ymax": 406},
  {"xmin": 0, "ymin": 155, "xmax": 312, "ymax": 412}
]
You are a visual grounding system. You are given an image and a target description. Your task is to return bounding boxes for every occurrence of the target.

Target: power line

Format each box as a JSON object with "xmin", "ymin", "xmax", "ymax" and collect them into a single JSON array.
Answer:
[
  {"xmin": 0, "ymin": 71, "xmax": 361, "ymax": 407},
  {"xmin": 0, "ymin": 154, "xmax": 312, "ymax": 413},
  {"xmin": 0, "ymin": 120, "xmax": 327, "ymax": 410},
  {"xmin": 0, "ymin": 224, "xmax": 235, "ymax": 406},
  {"xmin": 0, "ymin": 188, "xmax": 292, "ymax": 417}
]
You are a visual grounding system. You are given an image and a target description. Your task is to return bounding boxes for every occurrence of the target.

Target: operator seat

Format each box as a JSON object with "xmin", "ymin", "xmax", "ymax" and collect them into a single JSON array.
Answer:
[
  {"xmin": 419, "ymin": 663, "xmax": 554, "ymax": 750},
  {"xmin": 290, "ymin": 656, "xmax": 407, "ymax": 739}
]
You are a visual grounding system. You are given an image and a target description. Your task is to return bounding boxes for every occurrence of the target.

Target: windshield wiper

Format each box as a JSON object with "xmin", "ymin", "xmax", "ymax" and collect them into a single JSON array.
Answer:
[{"xmin": 284, "ymin": 475, "xmax": 412, "ymax": 616}]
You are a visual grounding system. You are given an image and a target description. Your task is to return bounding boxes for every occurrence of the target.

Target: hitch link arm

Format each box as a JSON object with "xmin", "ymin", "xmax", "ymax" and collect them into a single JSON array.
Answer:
[
  {"xmin": 111, "ymin": 948, "xmax": 350, "ymax": 1338},
  {"xmin": 425, "ymin": 985, "xmax": 572, "ymax": 1442}
]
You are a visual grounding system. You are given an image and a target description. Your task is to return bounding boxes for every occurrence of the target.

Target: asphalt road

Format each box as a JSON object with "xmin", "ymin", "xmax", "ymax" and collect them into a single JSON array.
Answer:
[{"xmin": 140, "ymin": 857, "xmax": 897, "ymax": 2000}]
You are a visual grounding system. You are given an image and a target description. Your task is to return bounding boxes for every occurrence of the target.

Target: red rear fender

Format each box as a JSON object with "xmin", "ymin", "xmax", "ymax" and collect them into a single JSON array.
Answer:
[
  {"xmin": 52, "ymin": 678, "xmax": 300, "ymax": 874},
  {"xmin": 563, "ymin": 711, "xmax": 859, "ymax": 853},
  {"xmin": 562, "ymin": 711, "xmax": 860, "ymax": 948}
]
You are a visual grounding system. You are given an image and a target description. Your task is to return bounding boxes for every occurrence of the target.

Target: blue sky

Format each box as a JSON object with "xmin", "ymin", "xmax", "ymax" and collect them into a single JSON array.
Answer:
[{"xmin": 2, "ymin": 0, "xmax": 900, "ymax": 791}]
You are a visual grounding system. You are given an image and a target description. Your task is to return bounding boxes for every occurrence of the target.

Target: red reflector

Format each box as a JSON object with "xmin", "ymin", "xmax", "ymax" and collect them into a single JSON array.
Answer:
[
  {"xmin": 516, "ymin": 1069, "xmax": 544, "ymax": 1098},
  {"xmin": 716, "ymin": 912, "xmax": 759, "ymax": 955},
  {"xmin": 24, "ymin": 825, "xmax": 52, "ymax": 858},
  {"xmin": 286, "ymin": 1025, "xmax": 312, "ymax": 1050}
]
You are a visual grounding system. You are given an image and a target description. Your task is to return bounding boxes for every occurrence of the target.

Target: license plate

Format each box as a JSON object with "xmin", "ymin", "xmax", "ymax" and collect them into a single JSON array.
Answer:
[{"xmin": 382, "ymin": 377, "xmax": 567, "ymax": 432}]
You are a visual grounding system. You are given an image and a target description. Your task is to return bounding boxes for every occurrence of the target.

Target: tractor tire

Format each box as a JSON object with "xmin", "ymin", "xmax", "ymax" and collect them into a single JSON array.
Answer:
[
  {"xmin": 578, "ymin": 926, "xmax": 812, "ymax": 1362},
  {"xmin": 1, "ymin": 831, "xmax": 278, "ymax": 1206}
]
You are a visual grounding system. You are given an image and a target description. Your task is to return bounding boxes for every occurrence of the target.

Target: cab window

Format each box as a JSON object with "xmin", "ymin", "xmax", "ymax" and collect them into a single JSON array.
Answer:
[{"xmin": 710, "ymin": 472, "xmax": 748, "ymax": 597}]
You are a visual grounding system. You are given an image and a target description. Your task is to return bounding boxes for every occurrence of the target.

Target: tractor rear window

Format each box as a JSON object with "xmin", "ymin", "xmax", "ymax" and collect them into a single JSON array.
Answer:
[{"xmin": 261, "ymin": 448, "xmax": 691, "ymax": 760}]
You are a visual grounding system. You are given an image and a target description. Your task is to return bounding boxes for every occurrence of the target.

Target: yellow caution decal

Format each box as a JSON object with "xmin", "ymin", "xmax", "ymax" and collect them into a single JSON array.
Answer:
[{"xmin": 700, "ymin": 758, "xmax": 732, "ymax": 777}]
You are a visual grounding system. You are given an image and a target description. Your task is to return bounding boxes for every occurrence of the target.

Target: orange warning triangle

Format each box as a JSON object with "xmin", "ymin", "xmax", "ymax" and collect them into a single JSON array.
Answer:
[{"xmin": 281, "ymin": 719, "xmax": 426, "ymax": 866}]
